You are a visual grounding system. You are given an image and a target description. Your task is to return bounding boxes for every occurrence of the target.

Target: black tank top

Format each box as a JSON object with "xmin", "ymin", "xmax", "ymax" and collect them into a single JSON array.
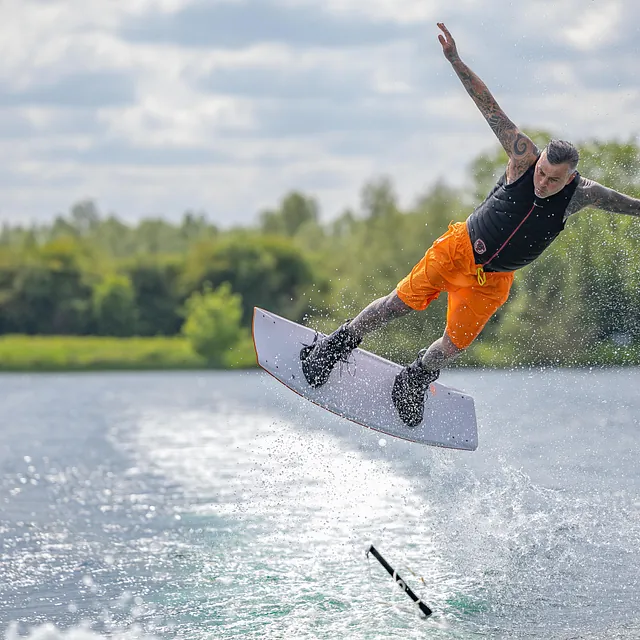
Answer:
[{"xmin": 466, "ymin": 159, "xmax": 579, "ymax": 272}]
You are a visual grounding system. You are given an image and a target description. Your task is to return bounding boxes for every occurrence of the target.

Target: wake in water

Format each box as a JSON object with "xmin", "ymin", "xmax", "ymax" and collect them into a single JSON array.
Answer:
[{"xmin": 115, "ymin": 397, "xmax": 640, "ymax": 639}]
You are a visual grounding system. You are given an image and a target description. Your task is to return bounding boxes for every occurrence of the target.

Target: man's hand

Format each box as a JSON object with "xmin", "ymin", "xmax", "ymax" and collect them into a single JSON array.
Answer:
[{"xmin": 437, "ymin": 23, "xmax": 459, "ymax": 63}]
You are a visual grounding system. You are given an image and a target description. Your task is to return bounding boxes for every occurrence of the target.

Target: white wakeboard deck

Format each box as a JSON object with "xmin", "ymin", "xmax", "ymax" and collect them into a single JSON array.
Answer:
[{"xmin": 252, "ymin": 307, "xmax": 478, "ymax": 451}]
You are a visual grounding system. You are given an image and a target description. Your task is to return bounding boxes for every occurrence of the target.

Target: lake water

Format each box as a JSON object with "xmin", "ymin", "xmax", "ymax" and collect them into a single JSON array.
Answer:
[{"xmin": 0, "ymin": 368, "xmax": 639, "ymax": 639}]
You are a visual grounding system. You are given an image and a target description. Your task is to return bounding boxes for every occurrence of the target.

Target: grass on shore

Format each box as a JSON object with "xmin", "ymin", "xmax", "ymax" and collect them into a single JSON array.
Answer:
[{"xmin": 0, "ymin": 335, "xmax": 256, "ymax": 372}]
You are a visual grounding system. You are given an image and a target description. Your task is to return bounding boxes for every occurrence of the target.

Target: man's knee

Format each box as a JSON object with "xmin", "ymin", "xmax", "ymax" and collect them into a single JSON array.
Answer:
[
  {"xmin": 385, "ymin": 290, "xmax": 413, "ymax": 316},
  {"xmin": 442, "ymin": 331, "xmax": 464, "ymax": 357}
]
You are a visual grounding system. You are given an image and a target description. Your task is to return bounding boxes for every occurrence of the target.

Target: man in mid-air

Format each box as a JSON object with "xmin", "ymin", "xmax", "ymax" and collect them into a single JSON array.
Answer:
[{"xmin": 300, "ymin": 23, "xmax": 640, "ymax": 428}]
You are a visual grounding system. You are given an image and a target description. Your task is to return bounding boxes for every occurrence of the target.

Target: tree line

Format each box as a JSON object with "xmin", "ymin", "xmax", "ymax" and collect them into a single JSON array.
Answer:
[{"xmin": 1, "ymin": 132, "xmax": 640, "ymax": 366}]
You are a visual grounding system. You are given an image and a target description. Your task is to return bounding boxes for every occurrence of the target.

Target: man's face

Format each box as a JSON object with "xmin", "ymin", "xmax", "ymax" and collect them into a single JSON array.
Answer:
[{"xmin": 533, "ymin": 150, "xmax": 576, "ymax": 198}]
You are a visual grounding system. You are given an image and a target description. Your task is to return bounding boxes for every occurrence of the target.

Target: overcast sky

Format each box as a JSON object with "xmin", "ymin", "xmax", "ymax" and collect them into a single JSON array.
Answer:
[{"xmin": 1, "ymin": 0, "xmax": 638, "ymax": 226}]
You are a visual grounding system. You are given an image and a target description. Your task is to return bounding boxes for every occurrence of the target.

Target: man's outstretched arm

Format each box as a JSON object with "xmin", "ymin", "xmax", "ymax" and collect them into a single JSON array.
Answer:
[
  {"xmin": 437, "ymin": 23, "xmax": 538, "ymax": 174},
  {"xmin": 567, "ymin": 178, "xmax": 640, "ymax": 217}
]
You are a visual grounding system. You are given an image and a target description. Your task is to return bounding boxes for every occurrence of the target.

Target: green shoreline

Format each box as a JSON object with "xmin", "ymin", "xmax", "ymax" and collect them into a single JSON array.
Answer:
[
  {"xmin": 0, "ymin": 335, "xmax": 253, "ymax": 372},
  {"xmin": 0, "ymin": 335, "xmax": 638, "ymax": 372}
]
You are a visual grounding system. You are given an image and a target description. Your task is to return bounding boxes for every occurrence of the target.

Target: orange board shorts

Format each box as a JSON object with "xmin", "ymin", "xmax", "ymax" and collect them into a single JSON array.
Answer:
[{"xmin": 396, "ymin": 221, "xmax": 514, "ymax": 350}]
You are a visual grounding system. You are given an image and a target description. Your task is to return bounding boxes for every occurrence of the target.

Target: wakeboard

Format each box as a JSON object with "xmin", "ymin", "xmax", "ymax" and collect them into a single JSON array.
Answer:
[{"xmin": 252, "ymin": 307, "xmax": 478, "ymax": 451}]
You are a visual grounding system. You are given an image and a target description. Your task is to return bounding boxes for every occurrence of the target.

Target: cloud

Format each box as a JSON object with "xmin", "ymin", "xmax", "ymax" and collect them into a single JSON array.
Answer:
[
  {"xmin": 120, "ymin": 0, "xmax": 418, "ymax": 49},
  {"xmin": 39, "ymin": 142, "xmax": 231, "ymax": 166},
  {"xmin": 197, "ymin": 64, "xmax": 368, "ymax": 101},
  {"xmin": 0, "ymin": 0, "xmax": 640, "ymax": 227},
  {"xmin": 0, "ymin": 71, "xmax": 136, "ymax": 108},
  {"xmin": 565, "ymin": 3, "xmax": 622, "ymax": 51}
]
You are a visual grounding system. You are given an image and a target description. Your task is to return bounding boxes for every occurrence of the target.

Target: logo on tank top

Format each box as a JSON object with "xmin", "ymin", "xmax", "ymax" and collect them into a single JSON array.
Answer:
[{"xmin": 474, "ymin": 238, "xmax": 487, "ymax": 254}]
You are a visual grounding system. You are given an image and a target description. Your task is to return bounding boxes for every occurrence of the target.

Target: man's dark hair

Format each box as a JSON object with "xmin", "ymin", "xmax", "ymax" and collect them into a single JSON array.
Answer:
[{"xmin": 545, "ymin": 139, "xmax": 579, "ymax": 171}]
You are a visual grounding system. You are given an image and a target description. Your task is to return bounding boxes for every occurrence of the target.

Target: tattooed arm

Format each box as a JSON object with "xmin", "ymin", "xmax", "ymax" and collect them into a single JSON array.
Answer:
[
  {"xmin": 566, "ymin": 177, "xmax": 640, "ymax": 218},
  {"xmin": 437, "ymin": 23, "xmax": 538, "ymax": 181}
]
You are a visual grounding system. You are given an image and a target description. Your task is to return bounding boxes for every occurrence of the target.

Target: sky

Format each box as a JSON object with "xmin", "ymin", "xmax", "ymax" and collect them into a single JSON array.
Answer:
[{"xmin": 1, "ymin": 0, "xmax": 639, "ymax": 227}]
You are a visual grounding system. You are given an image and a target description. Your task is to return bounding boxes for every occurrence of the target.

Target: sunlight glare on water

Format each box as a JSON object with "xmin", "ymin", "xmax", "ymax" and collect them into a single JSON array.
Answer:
[{"xmin": 115, "ymin": 407, "xmax": 474, "ymax": 636}]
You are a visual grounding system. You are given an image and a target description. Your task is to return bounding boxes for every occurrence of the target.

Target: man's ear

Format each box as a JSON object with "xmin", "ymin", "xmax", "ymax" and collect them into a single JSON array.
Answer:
[{"xmin": 568, "ymin": 171, "xmax": 578, "ymax": 184}]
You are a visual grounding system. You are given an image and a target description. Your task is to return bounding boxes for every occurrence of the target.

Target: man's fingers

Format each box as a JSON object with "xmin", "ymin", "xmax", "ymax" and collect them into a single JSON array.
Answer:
[
  {"xmin": 438, "ymin": 34, "xmax": 445, "ymax": 46},
  {"xmin": 437, "ymin": 22, "xmax": 453, "ymax": 41}
]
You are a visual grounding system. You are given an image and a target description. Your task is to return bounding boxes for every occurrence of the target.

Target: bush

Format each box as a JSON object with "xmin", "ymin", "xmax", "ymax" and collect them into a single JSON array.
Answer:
[{"xmin": 182, "ymin": 282, "xmax": 249, "ymax": 367}]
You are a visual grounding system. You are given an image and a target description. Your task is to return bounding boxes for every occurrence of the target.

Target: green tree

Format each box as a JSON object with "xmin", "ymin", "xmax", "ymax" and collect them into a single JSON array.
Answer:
[
  {"xmin": 182, "ymin": 233, "xmax": 316, "ymax": 325},
  {"xmin": 181, "ymin": 211, "xmax": 217, "ymax": 244},
  {"xmin": 96, "ymin": 215, "xmax": 135, "ymax": 257},
  {"xmin": 70, "ymin": 200, "xmax": 101, "ymax": 236},
  {"xmin": 92, "ymin": 274, "xmax": 138, "ymax": 337},
  {"xmin": 125, "ymin": 258, "xmax": 183, "ymax": 336},
  {"xmin": 361, "ymin": 176, "xmax": 397, "ymax": 220},
  {"xmin": 182, "ymin": 282, "xmax": 247, "ymax": 367},
  {"xmin": 2, "ymin": 237, "xmax": 93, "ymax": 335},
  {"xmin": 259, "ymin": 191, "xmax": 319, "ymax": 236}
]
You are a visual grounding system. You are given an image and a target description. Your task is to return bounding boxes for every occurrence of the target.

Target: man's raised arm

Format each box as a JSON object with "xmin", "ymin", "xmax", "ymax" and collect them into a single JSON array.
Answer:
[{"xmin": 437, "ymin": 23, "xmax": 538, "ymax": 173}]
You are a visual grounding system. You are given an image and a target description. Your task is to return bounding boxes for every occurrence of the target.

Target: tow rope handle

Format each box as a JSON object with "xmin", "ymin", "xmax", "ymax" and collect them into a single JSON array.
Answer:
[{"xmin": 366, "ymin": 545, "xmax": 433, "ymax": 618}]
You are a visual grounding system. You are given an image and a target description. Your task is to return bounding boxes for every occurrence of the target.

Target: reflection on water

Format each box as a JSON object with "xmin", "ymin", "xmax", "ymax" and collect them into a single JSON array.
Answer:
[{"xmin": 0, "ymin": 369, "xmax": 639, "ymax": 639}]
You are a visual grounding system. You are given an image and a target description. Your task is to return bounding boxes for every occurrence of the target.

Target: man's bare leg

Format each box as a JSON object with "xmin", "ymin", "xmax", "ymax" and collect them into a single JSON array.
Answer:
[
  {"xmin": 419, "ymin": 331, "xmax": 464, "ymax": 371},
  {"xmin": 347, "ymin": 291, "xmax": 463, "ymax": 371},
  {"xmin": 302, "ymin": 290, "xmax": 463, "ymax": 391},
  {"xmin": 301, "ymin": 289, "xmax": 411, "ymax": 388},
  {"xmin": 347, "ymin": 290, "xmax": 413, "ymax": 340}
]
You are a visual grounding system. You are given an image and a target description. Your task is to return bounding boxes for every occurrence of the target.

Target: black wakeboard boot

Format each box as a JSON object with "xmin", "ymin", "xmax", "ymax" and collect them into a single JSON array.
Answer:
[
  {"xmin": 300, "ymin": 322, "xmax": 361, "ymax": 388},
  {"xmin": 392, "ymin": 349, "xmax": 440, "ymax": 427}
]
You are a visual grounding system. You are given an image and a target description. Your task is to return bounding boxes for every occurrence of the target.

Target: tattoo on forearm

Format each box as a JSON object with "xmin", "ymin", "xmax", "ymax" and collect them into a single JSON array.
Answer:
[
  {"xmin": 568, "ymin": 178, "xmax": 640, "ymax": 217},
  {"xmin": 453, "ymin": 61, "xmax": 513, "ymax": 136},
  {"xmin": 451, "ymin": 59, "xmax": 536, "ymax": 160}
]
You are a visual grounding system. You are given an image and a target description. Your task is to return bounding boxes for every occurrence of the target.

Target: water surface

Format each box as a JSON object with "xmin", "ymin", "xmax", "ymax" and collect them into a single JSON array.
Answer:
[{"xmin": 1, "ymin": 369, "xmax": 639, "ymax": 639}]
